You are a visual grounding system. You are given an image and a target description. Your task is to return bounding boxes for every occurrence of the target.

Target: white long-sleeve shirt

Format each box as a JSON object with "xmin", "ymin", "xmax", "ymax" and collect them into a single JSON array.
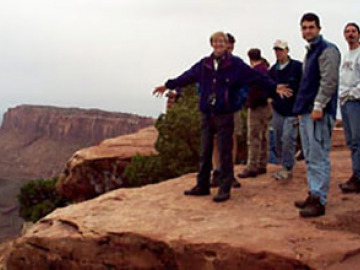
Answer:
[{"xmin": 339, "ymin": 46, "xmax": 360, "ymax": 104}]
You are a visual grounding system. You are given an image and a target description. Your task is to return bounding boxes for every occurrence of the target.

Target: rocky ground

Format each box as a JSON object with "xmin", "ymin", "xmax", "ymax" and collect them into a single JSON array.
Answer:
[{"xmin": 1, "ymin": 149, "xmax": 359, "ymax": 270}]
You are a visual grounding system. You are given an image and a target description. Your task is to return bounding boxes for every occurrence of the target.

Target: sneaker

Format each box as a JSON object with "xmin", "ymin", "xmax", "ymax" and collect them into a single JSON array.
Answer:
[
  {"xmin": 213, "ymin": 188, "xmax": 230, "ymax": 202},
  {"xmin": 237, "ymin": 169, "xmax": 257, "ymax": 178},
  {"xmin": 294, "ymin": 192, "xmax": 311, "ymax": 209},
  {"xmin": 257, "ymin": 168, "xmax": 267, "ymax": 175},
  {"xmin": 184, "ymin": 185, "xmax": 210, "ymax": 196},
  {"xmin": 273, "ymin": 168, "xmax": 292, "ymax": 181},
  {"xmin": 339, "ymin": 174, "xmax": 360, "ymax": 193},
  {"xmin": 299, "ymin": 194, "xmax": 325, "ymax": 218}
]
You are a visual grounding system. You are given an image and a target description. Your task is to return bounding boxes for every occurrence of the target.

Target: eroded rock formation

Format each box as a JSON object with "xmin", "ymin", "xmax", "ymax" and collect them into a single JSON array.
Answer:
[{"xmin": 56, "ymin": 126, "xmax": 158, "ymax": 201}]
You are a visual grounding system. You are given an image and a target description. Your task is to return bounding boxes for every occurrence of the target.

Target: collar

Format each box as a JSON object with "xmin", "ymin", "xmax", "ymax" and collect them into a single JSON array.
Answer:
[
  {"xmin": 276, "ymin": 58, "xmax": 291, "ymax": 70},
  {"xmin": 204, "ymin": 52, "xmax": 231, "ymax": 69},
  {"xmin": 306, "ymin": 35, "xmax": 323, "ymax": 51}
]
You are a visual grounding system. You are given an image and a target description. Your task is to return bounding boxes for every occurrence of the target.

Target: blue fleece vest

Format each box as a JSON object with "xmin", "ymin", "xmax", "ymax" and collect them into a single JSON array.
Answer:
[{"xmin": 293, "ymin": 37, "xmax": 338, "ymax": 119}]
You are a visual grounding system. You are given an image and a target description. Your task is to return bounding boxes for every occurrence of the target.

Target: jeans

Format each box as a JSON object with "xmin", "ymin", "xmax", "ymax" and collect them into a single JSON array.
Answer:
[
  {"xmin": 197, "ymin": 113, "xmax": 234, "ymax": 192},
  {"xmin": 341, "ymin": 101, "xmax": 360, "ymax": 178},
  {"xmin": 272, "ymin": 110, "xmax": 298, "ymax": 170},
  {"xmin": 268, "ymin": 127, "xmax": 278, "ymax": 164},
  {"xmin": 299, "ymin": 113, "xmax": 334, "ymax": 205}
]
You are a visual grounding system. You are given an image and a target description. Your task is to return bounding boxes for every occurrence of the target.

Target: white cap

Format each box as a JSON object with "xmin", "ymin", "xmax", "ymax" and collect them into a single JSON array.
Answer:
[{"xmin": 273, "ymin": 40, "xmax": 288, "ymax": 49}]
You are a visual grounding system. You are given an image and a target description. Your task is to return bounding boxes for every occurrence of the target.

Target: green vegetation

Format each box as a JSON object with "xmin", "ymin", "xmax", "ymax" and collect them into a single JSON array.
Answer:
[
  {"xmin": 123, "ymin": 85, "xmax": 201, "ymax": 185},
  {"xmin": 18, "ymin": 178, "xmax": 70, "ymax": 222}
]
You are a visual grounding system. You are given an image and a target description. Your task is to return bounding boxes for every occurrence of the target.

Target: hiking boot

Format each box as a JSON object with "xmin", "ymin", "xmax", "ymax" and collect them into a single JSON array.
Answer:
[
  {"xmin": 184, "ymin": 185, "xmax": 210, "ymax": 196},
  {"xmin": 339, "ymin": 174, "xmax": 360, "ymax": 193},
  {"xmin": 294, "ymin": 192, "xmax": 311, "ymax": 209},
  {"xmin": 273, "ymin": 168, "xmax": 293, "ymax": 181},
  {"xmin": 299, "ymin": 194, "xmax": 325, "ymax": 218},
  {"xmin": 257, "ymin": 168, "xmax": 267, "ymax": 175},
  {"xmin": 232, "ymin": 178, "xmax": 241, "ymax": 188},
  {"xmin": 213, "ymin": 188, "xmax": 230, "ymax": 202},
  {"xmin": 237, "ymin": 169, "xmax": 257, "ymax": 178},
  {"xmin": 210, "ymin": 170, "xmax": 220, "ymax": 188}
]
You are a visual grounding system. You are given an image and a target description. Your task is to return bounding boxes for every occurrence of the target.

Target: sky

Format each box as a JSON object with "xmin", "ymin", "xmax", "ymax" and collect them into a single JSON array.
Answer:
[{"xmin": 0, "ymin": 0, "xmax": 359, "ymax": 120}]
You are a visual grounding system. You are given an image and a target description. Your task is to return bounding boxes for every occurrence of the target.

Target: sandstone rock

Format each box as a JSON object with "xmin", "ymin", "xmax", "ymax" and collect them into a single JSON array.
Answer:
[
  {"xmin": 57, "ymin": 126, "xmax": 158, "ymax": 202},
  {"xmin": 3, "ymin": 150, "xmax": 360, "ymax": 269}
]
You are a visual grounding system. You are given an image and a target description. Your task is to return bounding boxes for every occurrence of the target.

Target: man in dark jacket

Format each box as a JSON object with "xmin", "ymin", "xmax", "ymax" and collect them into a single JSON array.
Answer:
[
  {"xmin": 153, "ymin": 31, "xmax": 276, "ymax": 202},
  {"xmin": 269, "ymin": 40, "xmax": 302, "ymax": 181},
  {"xmin": 287, "ymin": 13, "xmax": 341, "ymax": 217}
]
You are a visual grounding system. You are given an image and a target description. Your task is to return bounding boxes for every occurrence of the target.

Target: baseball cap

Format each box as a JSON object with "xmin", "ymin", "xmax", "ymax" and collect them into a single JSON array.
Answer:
[{"xmin": 273, "ymin": 40, "xmax": 288, "ymax": 50}]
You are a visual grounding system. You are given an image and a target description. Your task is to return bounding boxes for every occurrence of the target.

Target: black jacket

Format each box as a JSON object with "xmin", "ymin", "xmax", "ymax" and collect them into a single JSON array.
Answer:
[{"xmin": 269, "ymin": 59, "xmax": 302, "ymax": 116}]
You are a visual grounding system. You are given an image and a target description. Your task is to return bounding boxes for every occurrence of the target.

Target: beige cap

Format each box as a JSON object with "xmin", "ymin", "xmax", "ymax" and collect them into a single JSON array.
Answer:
[{"xmin": 273, "ymin": 39, "xmax": 288, "ymax": 49}]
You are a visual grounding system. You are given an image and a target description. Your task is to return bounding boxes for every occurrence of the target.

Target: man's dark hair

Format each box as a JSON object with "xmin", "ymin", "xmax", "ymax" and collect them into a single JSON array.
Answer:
[
  {"xmin": 227, "ymin": 33, "xmax": 236, "ymax": 44},
  {"xmin": 247, "ymin": 48, "xmax": 261, "ymax": 61},
  {"xmin": 344, "ymin": 22, "xmax": 360, "ymax": 34},
  {"xmin": 300, "ymin": 12, "xmax": 321, "ymax": 28}
]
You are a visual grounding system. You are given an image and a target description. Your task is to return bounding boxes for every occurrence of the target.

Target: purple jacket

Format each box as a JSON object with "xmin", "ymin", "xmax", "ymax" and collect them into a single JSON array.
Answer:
[{"xmin": 165, "ymin": 53, "xmax": 276, "ymax": 115}]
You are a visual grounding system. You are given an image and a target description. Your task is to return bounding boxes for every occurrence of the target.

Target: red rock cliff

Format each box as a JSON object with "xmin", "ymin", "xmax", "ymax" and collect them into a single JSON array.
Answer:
[{"xmin": 1, "ymin": 105, "xmax": 154, "ymax": 144}]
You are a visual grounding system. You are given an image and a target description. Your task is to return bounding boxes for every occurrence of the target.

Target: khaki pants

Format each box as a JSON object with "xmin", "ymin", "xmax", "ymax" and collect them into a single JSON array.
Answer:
[{"xmin": 246, "ymin": 105, "xmax": 272, "ymax": 171}]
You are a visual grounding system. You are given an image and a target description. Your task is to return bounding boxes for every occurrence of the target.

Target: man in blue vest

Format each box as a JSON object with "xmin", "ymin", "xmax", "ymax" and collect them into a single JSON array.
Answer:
[{"xmin": 279, "ymin": 13, "xmax": 341, "ymax": 217}]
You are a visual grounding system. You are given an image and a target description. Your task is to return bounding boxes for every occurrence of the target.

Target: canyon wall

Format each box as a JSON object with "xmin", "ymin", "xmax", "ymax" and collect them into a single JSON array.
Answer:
[{"xmin": 1, "ymin": 105, "xmax": 154, "ymax": 145}]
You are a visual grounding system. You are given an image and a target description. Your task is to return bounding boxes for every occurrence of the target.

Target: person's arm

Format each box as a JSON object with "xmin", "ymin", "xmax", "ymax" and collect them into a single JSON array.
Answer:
[
  {"xmin": 237, "ymin": 60, "xmax": 277, "ymax": 94},
  {"xmin": 348, "ymin": 54, "xmax": 360, "ymax": 98},
  {"xmin": 269, "ymin": 64, "xmax": 297, "ymax": 99},
  {"xmin": 312, "ymin": 46, "xmax": 341, "ymax": 119},
  {"xmin": 288, "ymin": 61, "xmax": 303, "ymax": 93},
  {"xmin": 153, "ymin": 61, "xmax": 201, "ymax": 97},
  {"xmin": 268, "ymin": 66, "xmax": 278, "ymax": 99}
]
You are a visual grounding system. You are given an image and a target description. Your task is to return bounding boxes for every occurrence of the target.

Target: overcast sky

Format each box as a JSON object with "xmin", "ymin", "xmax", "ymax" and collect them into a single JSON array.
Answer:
[{"xmin": 0, "ymin": 0, "xmax": 359, "ymax": 119}]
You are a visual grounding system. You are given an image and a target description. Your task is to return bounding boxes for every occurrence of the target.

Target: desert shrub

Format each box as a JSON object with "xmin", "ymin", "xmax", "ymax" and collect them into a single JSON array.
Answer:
[
  {"xmin": 122, "ymin": 154, "xmax": 162, "ymax": 186},
  {"xmin": 123, "ymin": 85, "xmax": 201, "ymax": 185},
  {"xmin": 18, "ymin": 178, "xmax": 70, "ymax": 222},
  {"xmin": 154, "ymin": 85, "xmax": 201, "ymax": 176}
]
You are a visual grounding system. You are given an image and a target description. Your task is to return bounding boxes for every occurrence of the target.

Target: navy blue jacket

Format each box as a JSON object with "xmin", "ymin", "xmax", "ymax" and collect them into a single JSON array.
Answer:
[
  {"xmin": 293, "ymin": 37, "xmax": 339, "ymax": 118},
  {"xmin": 269, "ymin": 59, "xmax": 302, "ymax": 116},
  {"xmin": 165, "ymin": 53, "xmax": 276, "ymax": 115}
]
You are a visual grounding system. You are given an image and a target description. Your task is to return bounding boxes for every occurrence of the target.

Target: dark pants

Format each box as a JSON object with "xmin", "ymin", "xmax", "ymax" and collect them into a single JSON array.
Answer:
[{"xmin": 197, "ymin": 113, "xmax": 234, "ymax": 192}]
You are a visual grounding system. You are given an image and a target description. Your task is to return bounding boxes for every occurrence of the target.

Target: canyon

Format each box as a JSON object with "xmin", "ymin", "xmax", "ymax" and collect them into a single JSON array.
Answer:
[{"xmin": 0, "ymin": 105, "xmax": 154, "ymax": 241}]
